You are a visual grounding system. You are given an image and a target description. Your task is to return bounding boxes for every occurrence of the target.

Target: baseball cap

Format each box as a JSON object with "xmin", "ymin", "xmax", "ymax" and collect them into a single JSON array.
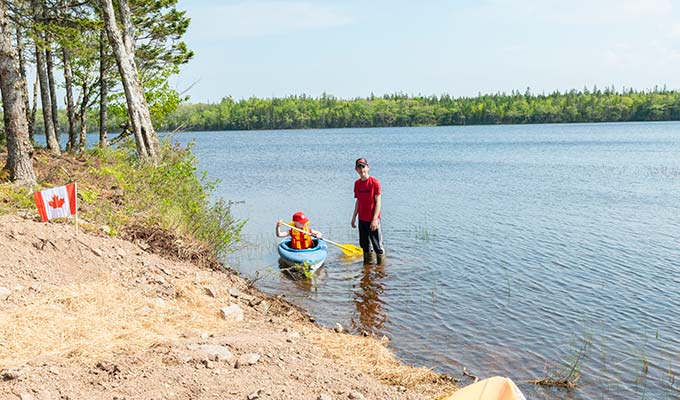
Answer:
[
  {"xmin": 292, "ymin": 211, "xmax": 309, "ymax": 224},
  {"xmin": 355, "ymin": 158, "xmax": 368, "ymax": 168}
]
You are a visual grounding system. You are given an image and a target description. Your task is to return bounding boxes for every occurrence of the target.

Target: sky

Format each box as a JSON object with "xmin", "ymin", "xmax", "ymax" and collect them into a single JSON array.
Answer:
[{"xmin": 172, "ymin": 0, "xmax": 680, "ymax": 103}]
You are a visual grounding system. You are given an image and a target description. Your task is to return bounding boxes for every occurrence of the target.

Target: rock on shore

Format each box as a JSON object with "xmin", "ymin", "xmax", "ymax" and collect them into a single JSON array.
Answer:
[{"xmin": 0, "ymin": 214, "xmax": 456, "ymax": 400}]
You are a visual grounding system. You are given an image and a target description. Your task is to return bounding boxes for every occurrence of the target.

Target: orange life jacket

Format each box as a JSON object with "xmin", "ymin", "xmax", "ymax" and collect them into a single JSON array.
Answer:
[{"xmin": 290, "ymin": 223, "xmax": 313, "ymax": 249}]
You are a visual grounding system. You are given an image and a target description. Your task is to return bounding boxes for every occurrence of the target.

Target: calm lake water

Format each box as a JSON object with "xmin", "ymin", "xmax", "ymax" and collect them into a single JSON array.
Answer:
[{"xmin": 72, "ymin": 122, "xmax": 680, "ymax": 399}]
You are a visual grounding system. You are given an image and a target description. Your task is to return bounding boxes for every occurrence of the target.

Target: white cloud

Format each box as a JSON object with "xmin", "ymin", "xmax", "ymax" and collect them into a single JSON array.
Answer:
[
  {"xmin": 621, "ymin": 0, "xmax": 672, "ymax": 18},
  {"xmin": 187, "ymin": 1, "xmax": 354, "ymax": 39},
  {"xmin": 478, "ymin": 0, "xmax": 675, "ymax": 25},
  {"xmin": 670, "ymin": 22, "xmax": 680, "ymax": 37}
]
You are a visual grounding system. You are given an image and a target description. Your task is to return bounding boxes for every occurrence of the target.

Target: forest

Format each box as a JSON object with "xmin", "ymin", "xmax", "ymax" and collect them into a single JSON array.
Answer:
[
  {"xmin": 0, "ymin": 0, "xmax": 191, "ymax": 184},
  {"xmin": 160, "ymin": 88, "xmax": 680, "ymax": 132},
  {"xmin": 1, "ymin": 0, "xmax": 679, "ymax": 186}
]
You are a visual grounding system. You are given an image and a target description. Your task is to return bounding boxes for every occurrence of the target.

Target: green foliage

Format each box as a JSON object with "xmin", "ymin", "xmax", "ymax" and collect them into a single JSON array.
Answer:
[
  {"xmin": 287, "ymin": 261, "xmax": 315, "ymax": 281},
  {"xmin": 0, "ymin": 184, "xmax": 34, "ymax": 214},
  {"xmin": 415, "ymin": 226, "xmax": 430, "ymax": 241},
  {"xmin": 160, "ymin": 87, "xmax": 680, "ymax": 132},
  {"xmin": 78, "ymin": 187, "xmax": 98, "ymax": 203},
  {"xmin": 89, "ymin": 139, "xmax": 244, "ymax": 257},
  {"xmin": 530, "ymin": 333, "xmax": 592, "ymax": 389},
  {"xmin": 298, "ymin": 261, "xmax": 315, "ymax": 280}
]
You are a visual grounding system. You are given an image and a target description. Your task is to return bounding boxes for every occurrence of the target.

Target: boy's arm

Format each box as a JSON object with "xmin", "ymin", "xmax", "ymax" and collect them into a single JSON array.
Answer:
[
  {"xmin": 370, "ymin": 194, "xmax": 381, "ymax": 231},
  {"xmin": 351, "ymin": 199, "xmax": 359, "ymax": 228}
]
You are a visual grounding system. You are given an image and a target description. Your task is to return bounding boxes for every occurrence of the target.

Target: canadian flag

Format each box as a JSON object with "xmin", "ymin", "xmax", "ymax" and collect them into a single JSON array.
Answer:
[{"xmin": 34, "ymin": 183, "xmax": 77, "ymax": 222}]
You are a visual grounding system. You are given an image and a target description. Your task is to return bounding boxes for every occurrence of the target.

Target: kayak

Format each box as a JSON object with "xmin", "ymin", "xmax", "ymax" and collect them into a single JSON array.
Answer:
[
  {"xmin": 277, "ymin": 238, "xmax": 328, "ymax": 273},
  {"xmin": 445, "ymin": 376, "xmax": 526, "ymax": 400}
]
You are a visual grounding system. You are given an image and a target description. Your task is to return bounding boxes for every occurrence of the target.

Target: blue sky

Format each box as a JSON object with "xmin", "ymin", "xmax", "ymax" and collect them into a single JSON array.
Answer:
[{"xmin": 173, "ymin": 0, "xmax": 680, "ymax": 103}]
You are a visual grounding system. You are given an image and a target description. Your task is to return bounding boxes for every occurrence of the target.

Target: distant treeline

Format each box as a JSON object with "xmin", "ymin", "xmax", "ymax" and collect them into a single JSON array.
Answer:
[{"xmin": 159, "ymin": 87, "xmax": 680, "ymax": 131}]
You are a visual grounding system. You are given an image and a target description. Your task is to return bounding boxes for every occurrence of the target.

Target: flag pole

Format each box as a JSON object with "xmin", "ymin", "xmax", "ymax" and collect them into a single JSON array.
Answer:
[{"xmin": 74, "ymin": 181, "xmax": 79, "ymax": 235}]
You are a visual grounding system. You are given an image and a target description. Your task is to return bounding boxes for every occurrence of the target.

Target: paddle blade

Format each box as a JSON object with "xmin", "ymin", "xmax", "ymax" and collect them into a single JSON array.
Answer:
[{"xmin": 338, "ymin": 243, "xmax": 363, "ymax": 256}]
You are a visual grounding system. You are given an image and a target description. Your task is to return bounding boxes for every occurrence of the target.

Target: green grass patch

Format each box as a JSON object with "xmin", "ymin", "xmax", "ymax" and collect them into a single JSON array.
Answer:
[{"xmin": 0, "ymin": 139, "xmax": 244, "ymax": 260}]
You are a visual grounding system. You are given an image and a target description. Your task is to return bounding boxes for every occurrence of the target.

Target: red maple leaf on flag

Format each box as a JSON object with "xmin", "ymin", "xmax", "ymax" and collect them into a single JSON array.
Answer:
[{"xmin": 48, "ymin": 195, "xmax": 65, "ymax": 209}]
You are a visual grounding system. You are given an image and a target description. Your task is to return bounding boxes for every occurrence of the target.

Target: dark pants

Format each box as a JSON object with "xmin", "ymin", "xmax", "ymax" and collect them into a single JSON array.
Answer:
[{"xmin": 358, "ymin": 219, "xmax": 384, "ymax": 254}]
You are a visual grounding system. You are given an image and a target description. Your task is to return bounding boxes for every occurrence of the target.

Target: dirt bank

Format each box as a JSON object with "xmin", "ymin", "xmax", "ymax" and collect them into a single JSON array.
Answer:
[{"xmin": 0, "ymin": 214, "xmax": 456, "ymax": 400}]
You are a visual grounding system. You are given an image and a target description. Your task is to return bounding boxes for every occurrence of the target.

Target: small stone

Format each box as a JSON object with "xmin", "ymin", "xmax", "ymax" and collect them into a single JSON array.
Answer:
[
  {"xmin": 348, "ymin": 391, "xmax": 365, "ymax": 400},
  {"xmin": 239, "ymin": 293, "xmax": 254, "ymax": 302},
  {"xmin": 0, "ymin": 287, "xmax": 10, "ymax": 300},
  {"xmin": 318, "ymin": 394, "xmax": 333, "ymax": 400},
  {"xmin": 235, "ymin": 353, "xmax": 260, "ymax": 368},
  {"xmin": 247, "ymin": 389, "xmax": 262, "ymax": 400},
  {"xmin": 178, "ymin": 353, "xmax": 193, "ymax": 363},
  {"xmin": 92, "ymin": 248, "xmax": 103, "ymax": 257},
  {"xmin": 228, "ymin": 287, "xmax": 241, "ymax": 298},
  {"xmin": 248, "ymin": 297, "xmax": 263, "ymax": 307},
  {"xmin": 154, "ymin": 276, "xmax": 167, "ymax": 285},
  {"xmin": 197, "ymin": 345, "xmax": 235, "ymax": 363},
  {"xmin": 19, "ymin": 393, "xmax": 33, "ymax": 400},
  {"xmin": 116, "ymin": 248, "xmax": 126, "ymax": 257},
  {"xmin": 220, "ymin": 304, "xmax": 244, "ymax": 322},
  {"xmin": 1, "ymin": 369, "xmax": 20, "ymax": 380},
  {"xmin": 204, "ymin": 286, "xmax": 217, "ymax": 298},
  {"xmin": 334, "ymin": 323, "xmax": 343, "ymax": 333},
  {"xmin": 255, "ymin": 300, "xmax": 270, "ymax": 314},
  {"xmin": 101, "ymin": 225, "xmax": 112, "ymax": 235}
]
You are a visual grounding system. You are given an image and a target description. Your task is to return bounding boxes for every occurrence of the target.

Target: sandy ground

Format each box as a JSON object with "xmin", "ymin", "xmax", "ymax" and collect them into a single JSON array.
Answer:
[{"xmin": 0, "ymin": 214, "xmax": 456, "ymax": 400}]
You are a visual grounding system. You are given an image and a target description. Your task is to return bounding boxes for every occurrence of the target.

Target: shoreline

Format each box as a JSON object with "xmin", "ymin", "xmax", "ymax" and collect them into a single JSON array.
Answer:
[{"xmin": 0, "ymin": 213, "xmax": 457, "ymax": 399}]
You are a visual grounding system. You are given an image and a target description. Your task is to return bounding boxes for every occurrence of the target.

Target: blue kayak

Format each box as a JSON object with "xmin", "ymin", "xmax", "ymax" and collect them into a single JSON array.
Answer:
[{"xmin": 277, "ymin": 238, "xmax": 328, "ymax": 273}]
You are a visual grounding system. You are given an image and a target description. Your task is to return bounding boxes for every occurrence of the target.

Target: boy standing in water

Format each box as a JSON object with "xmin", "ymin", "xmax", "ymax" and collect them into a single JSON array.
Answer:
[{"xmin": 351, "ymin": 158, "xmax": 385, "ymax": 264}]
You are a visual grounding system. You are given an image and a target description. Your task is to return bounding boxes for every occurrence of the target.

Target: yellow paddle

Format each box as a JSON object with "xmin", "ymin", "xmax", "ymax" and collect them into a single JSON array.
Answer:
[{"xmin": 279, "ymin": 221, "xmax": 363, "ymax": 256}]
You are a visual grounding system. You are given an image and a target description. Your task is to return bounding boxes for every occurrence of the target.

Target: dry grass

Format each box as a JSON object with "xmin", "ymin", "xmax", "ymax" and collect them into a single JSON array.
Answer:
[
  {"xmin": 309, "ymin": 331, "xmax": 457, "ymax": 392},
  {"xmin": 0, "ymin": 275, "xmax": 234, "ymax": 369}
]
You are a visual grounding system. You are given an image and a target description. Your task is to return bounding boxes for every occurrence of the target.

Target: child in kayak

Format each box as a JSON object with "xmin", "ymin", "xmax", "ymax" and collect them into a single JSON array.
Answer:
[{"xmin": 276, "ymin": 211, "xmax": 322, "ymax": 250}]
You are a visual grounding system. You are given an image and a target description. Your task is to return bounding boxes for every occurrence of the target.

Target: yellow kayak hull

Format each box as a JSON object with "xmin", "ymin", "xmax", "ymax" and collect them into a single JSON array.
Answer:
[{"xmin": 445, "ymin": 376, "xmax": 526, "ymax": 400}]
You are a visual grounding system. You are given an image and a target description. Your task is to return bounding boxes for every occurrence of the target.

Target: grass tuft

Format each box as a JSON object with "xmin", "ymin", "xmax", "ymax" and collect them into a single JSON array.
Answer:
[{"xmin": 0, "ymin": 139, "xmax": 244, "ymax": 263}]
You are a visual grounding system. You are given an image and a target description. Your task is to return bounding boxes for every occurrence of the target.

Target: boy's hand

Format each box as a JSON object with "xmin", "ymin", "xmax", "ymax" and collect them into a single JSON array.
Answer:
[
  {"xmin": 351, "ymin": 218, "xmax": 356, "ymax": 228},
  {"xmin": 277, "ymin": 219, "xmax": 284, "ymax": 226}
]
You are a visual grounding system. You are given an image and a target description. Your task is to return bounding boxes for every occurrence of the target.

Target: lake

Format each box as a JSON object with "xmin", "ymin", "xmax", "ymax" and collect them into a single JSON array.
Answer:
[{"xmin": 74, "ymin": 122, "xmax": 680, "ymax": 399}]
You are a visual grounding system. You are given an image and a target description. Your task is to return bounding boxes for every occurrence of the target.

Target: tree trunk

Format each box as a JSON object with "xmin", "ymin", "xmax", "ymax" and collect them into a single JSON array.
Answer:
[
  {"xmin": 35, "ymin": 43, "xmax": 60, "ymax": 154},
  {"xmin": 30, "ymin": 73, "xmax": 38, "ymax": 142},
  {"xmin": 117, "ymin": 0, "xmax": 134, "ymax": 55},
  {"xmin": 46, "ymin": 45, "xmax": 60, "ymax": 142},
  {"xmin": 100, "ymin": 0, "xmax": 159, "ymax": 160},
  {"xmin": 62, "ymin": 46, "xmax": 77, "ymax": 151},
  {"xmin": 32, "ymin": 0, "xmax": 59, "ymax": 154},
  {"xmin": 98, "ymin": 28, "xmax": 108, "ymax": 148},
  {"xmin": 0, "ymin": 0, "xmax": 36, "ymax": 185},
  {"xmin": 78, "ymin": 81, "xmax": 87, "ymax": 151},
  {"xmin": 15, "ymin": 25, "xmax": 32, "ymax": 144}
]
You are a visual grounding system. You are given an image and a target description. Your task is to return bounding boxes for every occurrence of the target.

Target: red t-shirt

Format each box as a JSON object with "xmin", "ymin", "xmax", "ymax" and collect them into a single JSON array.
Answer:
[{"xmin": 354, "ymin": 176, "xmax": 381, "ymax": 222}]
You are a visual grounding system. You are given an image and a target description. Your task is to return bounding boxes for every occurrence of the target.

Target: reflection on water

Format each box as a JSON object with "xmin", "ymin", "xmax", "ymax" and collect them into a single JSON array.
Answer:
[
  {"xmin": 169, "ymin": 122, "xmax": 680, "ymax": 400},
  {"xmin": 351, "ymin": 263, "xmax": 388, "ymax": 335}
]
